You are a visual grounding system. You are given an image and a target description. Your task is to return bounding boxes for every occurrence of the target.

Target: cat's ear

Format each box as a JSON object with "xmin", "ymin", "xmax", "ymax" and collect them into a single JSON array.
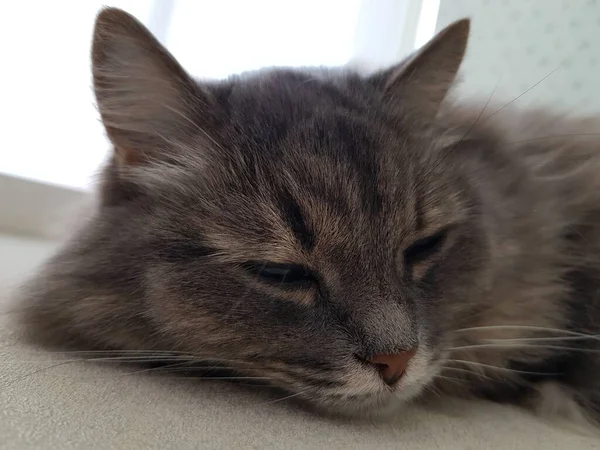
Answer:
[
  {"xmin": 372, "ymin": 19, "xmax": 470, "ymax": 118},
  {"xmin": 92, "ymin": 8, "xmax": 215, "ymax": 165}
]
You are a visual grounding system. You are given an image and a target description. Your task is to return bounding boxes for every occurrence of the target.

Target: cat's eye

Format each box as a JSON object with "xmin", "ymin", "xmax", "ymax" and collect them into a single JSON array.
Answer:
[
  {"xmin": 244, "ymin": 262, "xmax": 315, "ymax": 287},
  {"xmin": 403, "ymin": 229, "xmax": 448, "ymax": 270}
]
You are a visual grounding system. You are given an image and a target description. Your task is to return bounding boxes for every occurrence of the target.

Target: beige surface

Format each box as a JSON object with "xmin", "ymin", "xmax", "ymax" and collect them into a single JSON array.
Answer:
[{"xmin": 1, "ymin": 233, "xmax": 599, "ymax": 449}]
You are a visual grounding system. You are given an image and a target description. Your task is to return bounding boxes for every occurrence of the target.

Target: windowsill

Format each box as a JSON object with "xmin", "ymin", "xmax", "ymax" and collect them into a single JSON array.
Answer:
[
  {"xmin": 0, "ymin": 232, "xmax": 60, "ymax": 293},
  {"xmin": 0, "ymin": 173, "xmax": 90, "ymax": 241}
]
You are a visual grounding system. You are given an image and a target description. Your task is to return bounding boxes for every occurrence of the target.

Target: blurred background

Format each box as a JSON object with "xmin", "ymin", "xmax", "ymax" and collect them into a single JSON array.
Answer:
[
  {"xmin": 0, "ymin": 0, "xmax": 599, "ymax": 257},
  {"xmin": 2, "ymin": 0, "xmax": 599, "ymax": 192},
  {"xmin": 0, "ymin": 0, "xmax": 439, "ymax": 190}
]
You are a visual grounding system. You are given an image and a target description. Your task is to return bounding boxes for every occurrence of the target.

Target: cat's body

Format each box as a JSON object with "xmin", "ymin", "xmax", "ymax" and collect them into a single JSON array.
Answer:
[
  {"xmin": 18, "ymin": 9, "xmax": 600, "ymax": 424},
  {"xmin": 433, "ymin": 106, "xmax": 600, "ymax": 417}
]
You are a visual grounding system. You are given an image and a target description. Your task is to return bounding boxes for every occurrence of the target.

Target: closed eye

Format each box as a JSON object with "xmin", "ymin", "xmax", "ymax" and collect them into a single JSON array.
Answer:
[
  {"xmin": 243, "ymin": 261, "xmax": 315, "ymax": 287},
  {"xmin": 403, "ymin": 228, "xmax": 448, "ymax": 274}
]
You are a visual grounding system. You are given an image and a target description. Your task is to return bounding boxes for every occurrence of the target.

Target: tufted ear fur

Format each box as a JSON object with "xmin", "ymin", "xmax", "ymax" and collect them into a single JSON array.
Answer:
[
  {"xmin": 372, "ymin": 19, "xmax": 470, "ymax": 118},
  {"xmin": 92, "ymin": 8, "xmax": 217, "ymax": 166}
]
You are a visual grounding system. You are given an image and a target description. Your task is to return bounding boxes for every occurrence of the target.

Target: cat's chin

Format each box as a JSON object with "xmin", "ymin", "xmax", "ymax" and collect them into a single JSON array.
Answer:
[
  {"xmin": 298, "ymin": 352, "xmax": 439, "ymax": 419},
  {"xmin": 302, "ymin": 382, "xmax": 428, "ymax": 420}
]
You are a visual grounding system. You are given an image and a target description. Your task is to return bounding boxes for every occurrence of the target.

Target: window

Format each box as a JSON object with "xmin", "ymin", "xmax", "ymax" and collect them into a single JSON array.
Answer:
[{"xmin": 0, "ymin": 0, "xmax": 438, "ymax": 191}]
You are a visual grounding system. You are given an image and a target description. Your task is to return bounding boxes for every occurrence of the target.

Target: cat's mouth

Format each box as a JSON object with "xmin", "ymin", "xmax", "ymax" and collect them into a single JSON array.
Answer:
[{"xmin": 262, "ymin": 346, "xmax": 438, "ymax": 417}]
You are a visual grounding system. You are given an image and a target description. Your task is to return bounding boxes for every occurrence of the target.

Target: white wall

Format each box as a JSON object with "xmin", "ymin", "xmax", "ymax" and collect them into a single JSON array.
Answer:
[{"xmin": 437, "ymin": 0, "xmax": 600, "ymax": 114}]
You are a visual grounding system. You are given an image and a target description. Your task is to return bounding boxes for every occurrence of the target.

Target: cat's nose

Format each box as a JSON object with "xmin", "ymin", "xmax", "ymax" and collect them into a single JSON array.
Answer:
[{"xmin": 368, "ymin": 349, "xmax": 417, "ymax": 386}]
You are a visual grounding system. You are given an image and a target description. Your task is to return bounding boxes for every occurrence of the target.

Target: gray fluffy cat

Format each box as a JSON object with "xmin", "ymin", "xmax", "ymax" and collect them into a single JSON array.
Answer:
[{"xmin": 19, "ymin": 8, "xmax": 600, "ymax": 425}]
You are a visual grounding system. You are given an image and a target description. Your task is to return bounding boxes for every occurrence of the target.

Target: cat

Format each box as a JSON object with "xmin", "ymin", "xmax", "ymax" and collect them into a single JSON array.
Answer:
[{"xmin": 17, "ymin": 7, "xmax": 600, "ymax": 425}]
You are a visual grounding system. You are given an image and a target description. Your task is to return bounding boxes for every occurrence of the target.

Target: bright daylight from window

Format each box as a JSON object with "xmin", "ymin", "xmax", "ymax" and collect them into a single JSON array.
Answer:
[{"xmin": 0, "ymin": 0, "xmax": 437, "ymax": 190}]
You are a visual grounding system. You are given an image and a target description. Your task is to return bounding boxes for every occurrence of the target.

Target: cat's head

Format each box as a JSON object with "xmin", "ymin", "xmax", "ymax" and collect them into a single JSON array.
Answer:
[{"xmin": 87, "ymin": 9, "xmax": 482, "ymax": 416}]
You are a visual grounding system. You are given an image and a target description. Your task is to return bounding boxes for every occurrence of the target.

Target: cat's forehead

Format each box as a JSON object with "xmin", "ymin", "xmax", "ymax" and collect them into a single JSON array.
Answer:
[
  {"xmin": 182, "ymin": 70, "xmax": 468, "ymax": 260},
  {"xmin": 220, "ymin": 69, "xmax": 373, "ymax": 134},
  {"xmin": 217, "ymin": 70, "xmax": 406, "ymax": 172}
]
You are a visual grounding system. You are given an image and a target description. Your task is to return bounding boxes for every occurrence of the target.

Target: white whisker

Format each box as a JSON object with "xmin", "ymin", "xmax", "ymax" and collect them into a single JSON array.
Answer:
[
  {"xmin": 175, "ymin": 376, "xmax": 271, "ymax": 381},
  {"xmin": 447, "ymin": 359, "xmax": 561, "ymax": 376},
  {"xmin": 434, "ymin": 374, "xmax": 466, "ymax": 385},
  {"xmin": 6, "ymin": 356, "xmax": 193, "ymax": 364},
  {"xmin": 120, "ymin": 361, "xmax": 199, "ymax": 376},
  {"xmin": 264, "ymin": 390, "xmax": 308, "ymax": 405},
  {"xmin": 449, "ymin": 343, "xmax": 600, "ymax": 353},
  {"xmin": 482, "ymin": 336, "xmax": 600, "ymax": 343},
  {"xmin": 453, "ymin": 325, "xmax": 597, "ymax": 338},
  {"xmin": 441, "ymin": 366, "xmax": 495, "ymax": 381}
]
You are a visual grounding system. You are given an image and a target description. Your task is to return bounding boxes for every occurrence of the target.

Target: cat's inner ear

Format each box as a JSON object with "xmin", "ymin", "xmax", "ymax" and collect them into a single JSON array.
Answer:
[
  {"xmin": 92, "ymin": 7, "xmax": 215, "ymax": 166},
  {"xmin": 373, "ymin": 18, "xmax": 470, "ymax": 118}
]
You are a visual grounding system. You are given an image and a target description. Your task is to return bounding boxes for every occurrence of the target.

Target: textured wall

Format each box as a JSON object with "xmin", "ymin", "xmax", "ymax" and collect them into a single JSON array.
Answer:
[{"xmin": 436, "ymin": 0, "xmax": 600, "ymax": 114}]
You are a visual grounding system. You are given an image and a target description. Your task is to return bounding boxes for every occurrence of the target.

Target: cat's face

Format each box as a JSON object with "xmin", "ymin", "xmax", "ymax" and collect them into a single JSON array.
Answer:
[{"xmin": 92, "ymin": 9, "xmax": 481, "ymax": 415}]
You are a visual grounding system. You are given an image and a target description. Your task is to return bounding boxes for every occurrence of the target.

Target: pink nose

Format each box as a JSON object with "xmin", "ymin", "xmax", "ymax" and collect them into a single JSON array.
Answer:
[{"xmin": 368, "ymin": 349, "xmax": 417, "ymax": 385}]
